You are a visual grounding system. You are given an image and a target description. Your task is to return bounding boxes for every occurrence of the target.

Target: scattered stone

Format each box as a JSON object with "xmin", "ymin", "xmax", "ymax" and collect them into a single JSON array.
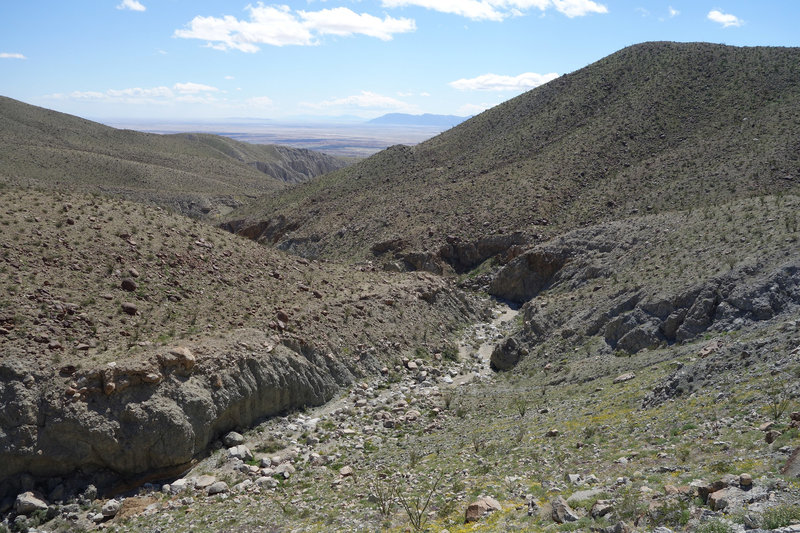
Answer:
[
  {"xmin": 339, "ymin": 466, "xmax": 354, "ymax": 477},
  {"xmin": 170, "ymin": 479, "xmax": 189, "ymax": 494},
  {"xmin": 228, "ymin": 445, "xmax": 253, "ymax": 462},
  {"xmin": 613, "ymin": 372, "xmax": 636, "ymax": 384},
  {"xmin": 591, "ymin": 500, "xmax": 614, "ymax": 518},
  {"xmin": 207, "ymin": 481, "xmax": 229, "ymax": 495},
  {"xmin": 766, "ymin": 430, "xmax": 782, "ymax": 444},
  {"xmin": 101, "ymin": 499, "xmax": 121, "ymax": 518},
  {"xmin": 567, "ymin": 488, "xmax": 603, "ymax": 505},
  {"xmin": 194, "ymin": 475, "xmax": 216, "ymax": 489},
  {"xmin": 708, "ymin": 488, "xmax": 732, "ymax": 511},
  {"xmin": 128, "ymin": 267, "xmax": 140, "ymax": 278},
  {"xmin": 546, "ymin": 429, "xmax": 559, "ymax": 438},
  {"xmin": 739, "ymin": 473, "xmax": 752, "ymax": 488},
  {"xmin": 14, "ymin": 492, "xmax": 48, "ymax": 515},
  {"xmin": 275, "ymin": 463, "xmax": 296, "ymax": 478},
  {"xmin": 223, "ymin": 431, "xmax": 245, "ymax": 447},
  {"xmin": 465, "ymin": 496, "xmax": 502, "ymax": 523},
  {"xmin": 256, "ymin": 477, "xmax": 278, "ymax": 489},
  {"xmin": 121, "ymin": 302, "xmax": 138, "ymax": 315},
  {"xmin": 551, "ymin": 495, "xmax": 579, "ymax": 523},
  {"xmin": 760, "ymin": 421, "xmax": 776, "ymax": 432},
  {"xmin": 782, "ymin": 447, "xmax": 800, "ymax": 477},
  {"xmin": 121, "ymin": 278, "xmax": 137, "ymax": 292}
]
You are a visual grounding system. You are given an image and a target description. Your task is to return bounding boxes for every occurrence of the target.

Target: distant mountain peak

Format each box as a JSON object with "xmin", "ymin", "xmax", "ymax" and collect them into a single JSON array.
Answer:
[{"xmin": 368, "ymin": 113, "xmax": 469, "ymax": 127}]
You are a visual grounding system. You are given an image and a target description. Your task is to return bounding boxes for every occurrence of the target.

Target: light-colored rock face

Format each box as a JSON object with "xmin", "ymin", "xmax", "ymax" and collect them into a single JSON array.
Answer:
[
  {"xmin": 14, "ymin": 492, "xmax": 48, "ymax": 515},
  {"xmin": 0, "ymin": 334, "xmax": 346, "ymax": 496}
]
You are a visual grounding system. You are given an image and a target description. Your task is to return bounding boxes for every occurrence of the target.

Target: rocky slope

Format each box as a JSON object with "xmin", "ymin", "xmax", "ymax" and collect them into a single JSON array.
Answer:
[
  {"xmin": 487, "ymin": 194, "xmax": 800, "ymax": 371},
  {"xmin": 0, "ymin": 96, "xmax": 347, "ymax": 218},
  {"xmin": 0, "ymin": 186, "xmax": 483, "ymax": 499},
  {"xmin": 226, "ymin": 42, "xmax": 800, "ymax": 269}
]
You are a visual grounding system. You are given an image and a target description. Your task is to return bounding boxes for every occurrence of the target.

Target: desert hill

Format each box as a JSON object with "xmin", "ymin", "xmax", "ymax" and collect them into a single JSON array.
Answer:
[
  {"xmin": 1, "ymin": 42, "xmax": 800, "ymax": 532},
  {"xmin": 227, "ymin": 42, "xmax": 800, "ymax": 271},
  {"xmin": 0, "ymin": 96, "xmax": 347, "ymax": 217}
]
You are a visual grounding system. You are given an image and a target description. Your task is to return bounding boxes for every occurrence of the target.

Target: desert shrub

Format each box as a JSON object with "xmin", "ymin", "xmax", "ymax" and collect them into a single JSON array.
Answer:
[
  {"xmin": 761, "ymin": 504, "xmax": 800, "ymax": 530},
  {"xmin": 695, "ymin": 519, "xmax": 734, "ymax": 533}
]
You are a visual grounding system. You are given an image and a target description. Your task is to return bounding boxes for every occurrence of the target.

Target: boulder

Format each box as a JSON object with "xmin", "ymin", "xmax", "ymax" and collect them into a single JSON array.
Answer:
[
  {"xmin": 101, "ymin": 498, "xmax": 121, "ymax": 518},
  {"xmin": 551, "ymin": 495, "xmax": 579, "ymax": 523},
  {"xmin": 227, "ymin": 445, "xmax": 253, "ymax": 462},
  {"xmin": 14, "ymin": 492, "xmax": 48, "ymax": 515},
  {"xmin": 465, "ymin": 496, "xmax": 502, "ymax": 523},
  {"xmin": 613, "ymin": 372, "xmax": 636, "ymax": 384},
  {"xmin": 567, "ymin": 488, "xmax": 604, "ymax": 505},
  {"xmin": 223, "ymin": 431, "xmax": 245, "ymax": 447},
  {"xmin": 207, "ymin": 481, "xmax": 229, "ymax": 495}
]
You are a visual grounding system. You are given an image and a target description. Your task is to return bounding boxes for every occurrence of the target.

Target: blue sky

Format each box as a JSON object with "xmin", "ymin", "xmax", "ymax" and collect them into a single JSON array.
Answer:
[{"xmin": 1, "ymin": 1, "xmax": 798, "ymax": 121}]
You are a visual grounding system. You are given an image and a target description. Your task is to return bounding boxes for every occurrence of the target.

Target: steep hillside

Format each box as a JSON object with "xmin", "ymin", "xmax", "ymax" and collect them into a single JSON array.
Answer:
[
  {"xmin": 227, "ymin": 42, "xmax": 800, "ymax": 270},
  {"xmin": 0, "ymin": 96, "xmax": 347, "ymax": 217}
]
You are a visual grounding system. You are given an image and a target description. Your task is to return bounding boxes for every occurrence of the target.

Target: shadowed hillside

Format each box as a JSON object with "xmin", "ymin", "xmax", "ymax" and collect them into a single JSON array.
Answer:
[{"xmin": 0, "ymin": 96, "xmax": 347, "ymax": 217}]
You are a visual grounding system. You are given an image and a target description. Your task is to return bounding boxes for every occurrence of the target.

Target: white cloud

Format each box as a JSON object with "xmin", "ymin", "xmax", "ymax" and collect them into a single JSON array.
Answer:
[
  {"xmin": 450, "ymin": 71, "xmax": 559, "ymax": 91},
  {"xmin": 381, "ymin": 0, "xmax": 606, "ymax": 20},
  {"xmin": 668, "ymin": 6, "xmax": 679, "ymax": 17},
  {"xmin": 551, "ymin": 0, "xmax": 607, "ymax": 17},
  {"xmin": 173, "ymin": 82, "xmax": 220, "ymax": 94},
  {"xmin": 707, "ymin": 9, "xmax": 743, "ymax": 27},
  {"xmin": 0, "ymin": 52, "xmax": 27, "ymax": 59},
  {"xmin": 299, "ymin": 7, "xmax": 416, "ymax": 40},
  {"xmin": 224, "ymin": 75, "xmax": 235, "ymax": 80},
  {"xmin": 175, "ymin": 3, "xmax": 414, "ymax": 52},
  {"xmin": 117, "ymin": 0, "xmax": 146, "ymax": 12},
  {"xmin": 45, "ymin": 82, "xmax": 220, "ymax": 105}
]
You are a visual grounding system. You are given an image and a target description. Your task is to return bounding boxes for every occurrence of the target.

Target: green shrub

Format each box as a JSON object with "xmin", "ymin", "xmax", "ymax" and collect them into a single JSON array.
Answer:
[{"xmin": 695, "ymin": 519, "xmax": 734, "ymax": 533}]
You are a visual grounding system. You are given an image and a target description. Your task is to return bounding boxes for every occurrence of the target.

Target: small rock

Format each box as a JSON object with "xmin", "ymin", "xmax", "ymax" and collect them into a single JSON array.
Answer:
[
  {"xmin": 465, "ymin": 496, "xmax": 502, "ymax": 523},
  {"xmin": 223, "ymin": 431, "xmax": 245, "ymax": 447},
  {"xmin": 567, "ymin": 489, "xmax": 603, "ymax": 505},
  {"xmin": 339, "ymin": 466, "xmax": 354, "ymax": 477},
  {"xmin": 128, "ymin": 267, "xmax": 140, "ymax": 278},
  {"xmin": 766, "ymin": 430, "xmax": 782, "ymax": 444},
  {"xmin": 194, "ymin": 475, "xmax": 216, "ymax": 489},
  {"xmin": 121, "ymin": 302, "xmax": 138, "ymax": 315},
  {"xmin": 551, "ymin": 495, "xmax": 579, "ymax": 523},
  {"xmin": 228, "ymin": 445, "xmax": 253, "ymax": 462},
  {"xmin": 101, "ymin": 499, "xmax": 121, "ymax": 518},
  {"xmin": 708, "ymin": 488, "xmax": 730, "ymax": 511},
  {"xmin": 546, "ymin": 429, "xmax": 559, "ymax": 437},
  {"xmin": 759, "ymin": 421, "xmax": 776, "ymax": 432},
  {"xmin": 613, "ymin": 372, "xmax": 635, "ymax": 384},
  {"xmin": 170, "ymin": 479, "xmax": 189, "ymax": 494},
  {"xmin": 739, "ymin": 473, "xmax": 752, "ymax": 488},
  {"xmin": 207, "ymin": 481, "xmax": 229, "ymax": 495},
  {"xmin": 256, "ymin": 477, "xmax": 278, "ymax": 489},
  {"xmin": 121, "ymin": 278, "xmax": 137, "ymax": 292},
  {"xmin": 591, "ymin": 499, "xmax": 614, "ymax": 518}
]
